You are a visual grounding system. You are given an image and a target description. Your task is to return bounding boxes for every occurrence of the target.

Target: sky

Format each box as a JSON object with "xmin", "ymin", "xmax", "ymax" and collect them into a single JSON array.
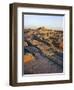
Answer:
[{"xmin": 24, "ymin": 14, "xmax": 64, "ymax": 30}]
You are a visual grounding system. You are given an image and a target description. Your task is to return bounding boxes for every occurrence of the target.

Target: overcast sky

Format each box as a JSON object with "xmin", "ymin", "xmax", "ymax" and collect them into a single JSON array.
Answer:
[{"xmin": 24, "ymin": 14, "xmax": 64, "ymax": 30}]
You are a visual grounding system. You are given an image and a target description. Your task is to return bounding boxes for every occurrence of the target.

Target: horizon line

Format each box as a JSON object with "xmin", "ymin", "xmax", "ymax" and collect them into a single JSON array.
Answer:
[{"xmin": 24, "ymin": 26, "xmax": 63, "ymax": 31}]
